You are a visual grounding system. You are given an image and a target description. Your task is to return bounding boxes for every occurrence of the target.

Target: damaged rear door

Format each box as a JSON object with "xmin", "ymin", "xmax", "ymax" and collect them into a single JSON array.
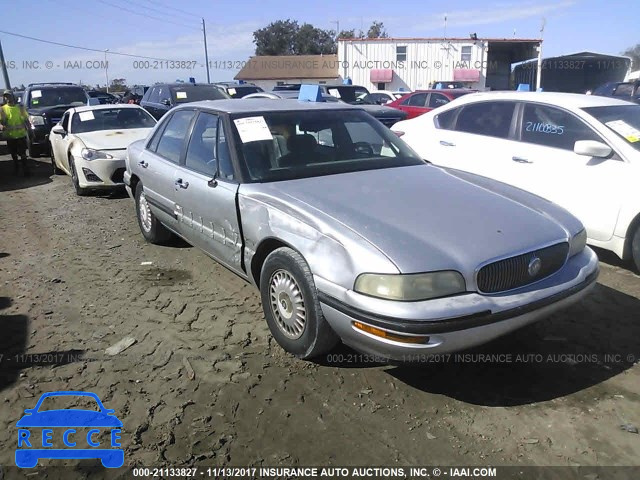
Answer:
[{"xmin": 173, "ymin": 110, "xmax": 243, "ymax": 270}]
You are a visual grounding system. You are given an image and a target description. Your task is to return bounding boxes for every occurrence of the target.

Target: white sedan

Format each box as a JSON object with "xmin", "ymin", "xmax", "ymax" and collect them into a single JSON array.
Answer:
[
  {"xmin": 392, "ymin": 91, "xmax": 640, "ymax": 270},
  {"xmin": 49, "ymin": 104, "xmax": 156, "ymax": 195}
]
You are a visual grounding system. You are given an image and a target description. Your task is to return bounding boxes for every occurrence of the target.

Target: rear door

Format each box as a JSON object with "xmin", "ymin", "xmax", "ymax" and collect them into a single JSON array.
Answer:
[
  {"xmin": 172, "ymin": 111, "xmax": 242, "ymax": 269},
  {"xmin": 428, "ymin": 100, "xmax": 520, "ymax": 185},
  {"xmin": 398, "ymin": 92, "xmax": 429, "ymax": 119},
  {"xmin": 138, "ymin": 109, "xmax": 197, "ymax": 233}
]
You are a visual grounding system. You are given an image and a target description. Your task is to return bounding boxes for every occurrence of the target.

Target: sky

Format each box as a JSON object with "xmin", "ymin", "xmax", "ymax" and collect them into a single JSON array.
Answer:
[{"xmin": 0, "ymin": 0, "xmax": 636, "ymax": 89}]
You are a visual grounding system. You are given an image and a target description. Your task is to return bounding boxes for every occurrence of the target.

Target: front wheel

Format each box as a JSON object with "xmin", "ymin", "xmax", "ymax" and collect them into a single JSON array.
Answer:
[
  {"xmin": 260, "ymin": 247, "xmax": 339, "ymax": 359},
  {"xmin": 69, "ymin": 156, "xmax": 89, "ymax": 196},
  {"xmin": 632, "ymin": 225, "xmax": 640, "ymax": 273},
  {"xmin": 134, "ymin": 181, "xmax": 173, "ymax": 244}
]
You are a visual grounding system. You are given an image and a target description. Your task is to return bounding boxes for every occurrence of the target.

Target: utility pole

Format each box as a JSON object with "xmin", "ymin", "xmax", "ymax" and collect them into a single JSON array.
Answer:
[
  {"xmin": 105, "ymin": 49, "xmax": 109, "ymax": 93},
  {"xmin": 202, "ymin": 18, "xmax": 210, "ymax": 84},
  {"xmin": 0, "ymin": 38, "xmax": 11, "ymax": 90},
  {"xmin": 331, "ymin": 20, "xmax": 339, "ymax": 39},
  {"xmin": 536, "ymin": 18, "xmax": 546, "ymax": 91}
]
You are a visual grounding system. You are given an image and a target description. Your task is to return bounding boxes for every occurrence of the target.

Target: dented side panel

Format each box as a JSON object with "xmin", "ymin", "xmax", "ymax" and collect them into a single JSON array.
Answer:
[{"xmin": 238, "ymin": 186, "xmax": 398, "ymax": 290}]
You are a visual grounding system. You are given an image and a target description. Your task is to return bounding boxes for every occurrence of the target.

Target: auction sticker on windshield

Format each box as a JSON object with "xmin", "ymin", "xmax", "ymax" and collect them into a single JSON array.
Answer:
[
  {"xmin": 79, "ymin": 111, "xmax": 95, "ymax": 121},
  {"xmin": 31, "ymin": 90, "xmax": 42, "ymax": 99},
  {"xmin": 176, "ymin": 91, "xmax": 187, "ymax": 99},
  {"xmin": 234, "ymin": 116, "xmax": 273, "ymax": 143},
  {"xmin": 606, "ymin": 119, "xmax": 640, "ymax": 142}
]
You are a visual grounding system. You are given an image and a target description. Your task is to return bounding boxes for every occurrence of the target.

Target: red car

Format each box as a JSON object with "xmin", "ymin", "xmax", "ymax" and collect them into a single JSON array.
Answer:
[{"xmin": 388, "ymin": 89, "xmax": 477, "ymax": 119}]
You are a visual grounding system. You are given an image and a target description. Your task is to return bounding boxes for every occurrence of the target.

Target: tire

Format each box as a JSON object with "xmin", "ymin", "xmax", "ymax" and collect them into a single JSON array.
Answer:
[
  {"xmin": 632, "ymin": 225, "xmax": 640, "ymax": 273},
  {"xmin": 260, "ymin": 247, "xmax": 339, "ymax": 359},
  {"xmin": 134, "ymin": 181, "xmax": 173, "ymax": 244},
  {"xmin": 69, "ymin": 156, "xmax": 89, "ymax": 196},
  {"xmin": 28, "ymin": 139, "xmax": 40, "ymax": 158},
  {"xmin": 50, "ymin": 147, "xmax": 64, "ymax": 175}
]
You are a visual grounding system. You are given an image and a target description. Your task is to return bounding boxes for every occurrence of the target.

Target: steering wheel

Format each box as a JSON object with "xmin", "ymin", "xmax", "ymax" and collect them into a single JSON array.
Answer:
[{"xmin": 352, "ymin": 142, "xmax": 374, "ymax": 157}]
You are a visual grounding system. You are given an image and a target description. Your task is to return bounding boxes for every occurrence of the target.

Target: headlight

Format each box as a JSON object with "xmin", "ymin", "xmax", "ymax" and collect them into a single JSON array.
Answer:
[
  {"xmin": 569, "ymin": 228, "xmax": 587, "ymax": 257},
  {"xmin": 354, "ymin": 271, "xmax": 466, "ymax": 301},
  {"xmin": 29, "ymin": 115, "xmax": 44, "ymax": 126},
  {"xmin": 81, "ymin": 148, "xmax": 113, "ymax": 161}
]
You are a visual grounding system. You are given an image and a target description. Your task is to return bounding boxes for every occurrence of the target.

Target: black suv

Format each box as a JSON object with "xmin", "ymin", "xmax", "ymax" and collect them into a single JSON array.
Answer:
[
  {"xmin": 140, "ymin": 83, "xmax": 230, "ymax": 119},
  {"xmin": 214, "ymin": 82, "xmax": 264, "ymax": 98},
  {"xmin": 21, "ymin": 83, "xmax": 89, "ymax": 157}
]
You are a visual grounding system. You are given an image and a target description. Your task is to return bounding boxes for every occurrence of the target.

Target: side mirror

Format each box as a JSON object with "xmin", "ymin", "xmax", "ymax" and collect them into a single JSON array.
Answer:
[
  {"xmin": 574, "ymin": 140, "xmax": 612, "ymax": 158},
  {"xmin": 51, "ymin": 125, "xmax": 65, "ymax": 135},
  {"xmin": 161, "ymin": 99, "xmax": 171, "ymax": 106}
]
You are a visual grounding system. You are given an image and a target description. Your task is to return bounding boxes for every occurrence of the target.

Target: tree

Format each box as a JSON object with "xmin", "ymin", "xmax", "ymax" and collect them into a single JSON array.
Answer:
[
  {"xmin": 110, "ymin": 78, "xmax": 127, "ymax": 92},
  {"xmin": 622, "ymin": 43, "xmax": 640, "ymax": 70},
  {"xmin": 338, "ymin": 29, "xmax": 364, "ymax": 40},
  {"xmin": 254, "ymin": 19, "xmax": 337, "ymax": 55},
  {"xmin": 254, "ymin": 19, "xmax": 300, "ymax": 55},
  {"xmin": 367, "ymin": 21, "xmax": 388, "ymax": 39}
]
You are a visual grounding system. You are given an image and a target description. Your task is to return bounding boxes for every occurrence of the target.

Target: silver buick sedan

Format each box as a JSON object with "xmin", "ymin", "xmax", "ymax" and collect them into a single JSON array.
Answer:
[{"xmin": 124, "ymin": 99, "xmax": 598, "ymax": 361}]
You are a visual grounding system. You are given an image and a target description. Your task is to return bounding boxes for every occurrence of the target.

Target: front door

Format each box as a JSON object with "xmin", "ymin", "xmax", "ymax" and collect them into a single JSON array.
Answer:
[
  {"xmin": 509, "ymin": 103, "xmax": 627, "ymax": 242},
  {"xmin": 141, "ymin": 109, "xmax": 196, "ymax": 232},
  {"xmin": 172, "ymin": 111, "xmax": 242, "ymax": 269}
]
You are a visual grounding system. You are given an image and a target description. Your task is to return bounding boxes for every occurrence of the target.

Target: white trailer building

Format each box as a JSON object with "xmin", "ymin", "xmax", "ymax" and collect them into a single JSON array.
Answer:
[{"xmin": 337, "ymin": 37, "xmax": 542, "ymax": 91}]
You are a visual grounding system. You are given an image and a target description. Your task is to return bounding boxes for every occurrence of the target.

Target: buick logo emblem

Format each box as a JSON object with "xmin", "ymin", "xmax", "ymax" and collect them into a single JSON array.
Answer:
[{"xmin": 528, "ymin": 256, "xmax": 542, "ymax": 277}]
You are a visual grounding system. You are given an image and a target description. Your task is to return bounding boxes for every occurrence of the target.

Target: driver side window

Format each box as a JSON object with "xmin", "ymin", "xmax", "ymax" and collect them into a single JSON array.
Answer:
[
  {"xmin": 61, "ymin": 112, "xmax": 70, "ymax": 131},
  {"xmin": 185, "ymin": 112, "xmax": 219, "ymax": 176}
]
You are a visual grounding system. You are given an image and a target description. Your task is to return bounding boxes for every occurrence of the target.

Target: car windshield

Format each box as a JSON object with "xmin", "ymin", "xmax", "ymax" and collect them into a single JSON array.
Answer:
[
  {"xmin": 230, "ymin": 109, "xmax": 423, "ymax": 183},
  {"xmin": 325, "ymin": 86, "xmax": 371, "ymax": 105},
  {"xmin": 171, "ymin": 86, "xmax": 230, "ymax": 103},
  {"xmin": 583, "ymin": 105, "xmax": 640, "ymax": 151},
  {"xmin": 28, "ymin": 87, "xmax": 87, "ymax": 108},
  {"xmin": 36, "ymin": 395, "xmax": 101, "ymax": 412},
  {"xmin": 71, "ymin": 107, "xmax": 156, "ymax": 133}
]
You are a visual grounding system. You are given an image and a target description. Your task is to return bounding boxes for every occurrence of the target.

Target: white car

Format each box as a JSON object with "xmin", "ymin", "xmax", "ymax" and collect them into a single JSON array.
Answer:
[
  {"xmin": 49, "ymin": 104, "xmax": 157, "ymax": 195},
  {"xmin": 392, "ymin": 92, "xmax": 640, "ymax": 270}
]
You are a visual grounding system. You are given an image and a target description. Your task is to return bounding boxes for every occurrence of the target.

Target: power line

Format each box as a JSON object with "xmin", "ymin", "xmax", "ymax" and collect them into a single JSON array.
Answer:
[
  {"xmin": 138, "ymin": 0, "xmax": 202, "ymax": 20},
  {"xmin": 97, "ymin": 0, "xmax": 200, "ymax": 31},
  {"xmin": 0, "ymin": 29, "xmax": 194, "ymax": 62},
  {"xmin": 140, "ymin": 0, "xmax": 202, "ymax": 19}
]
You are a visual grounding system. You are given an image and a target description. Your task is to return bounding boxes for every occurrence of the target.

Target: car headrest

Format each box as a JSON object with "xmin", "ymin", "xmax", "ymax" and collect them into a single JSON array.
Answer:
[{"xmin": 287, "ymin": 134, "xmax": 317, "ymax": 153}]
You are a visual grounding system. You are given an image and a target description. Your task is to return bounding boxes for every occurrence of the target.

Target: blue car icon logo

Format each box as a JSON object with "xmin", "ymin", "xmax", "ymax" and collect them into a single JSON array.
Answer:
[{"xmin": 16, "ymin": 391, "xmax": 123, "ymax": 468}]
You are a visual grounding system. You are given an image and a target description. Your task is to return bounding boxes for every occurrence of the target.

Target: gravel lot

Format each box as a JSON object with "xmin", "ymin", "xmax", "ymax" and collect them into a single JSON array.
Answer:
[{"xmin": 0, "ymin": 152, "xmax": 639, "ymax": 477}]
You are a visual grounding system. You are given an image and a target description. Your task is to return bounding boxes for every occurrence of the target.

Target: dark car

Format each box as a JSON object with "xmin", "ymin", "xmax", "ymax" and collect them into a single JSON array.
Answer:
[
  {"xmin": 21, "ymin": 83, "xmax": 89, "ymax": 157},
  {"xmin": 214, "ymin": 82, "xmax": 264, "ymax": 98},
  {"xmin": 387, "ymin": 89, "xmax": 477, "ymax": 119},
  {"xmin": 592, "ymin": 81, "xmax": 640, "ymax": 104},
  {"xmin": 87, "ymin": 90, "xmax": 118, "ymax": 104},
  {"xmin": 140, "ymin": 83, "xmax": 230, "ymax": 120}
]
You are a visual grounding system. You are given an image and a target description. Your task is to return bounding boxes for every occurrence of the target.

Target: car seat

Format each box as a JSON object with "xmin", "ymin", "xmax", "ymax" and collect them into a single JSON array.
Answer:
[{"xmin": 278, "ymin": 134, "xmax": 318, "ymax": 167}]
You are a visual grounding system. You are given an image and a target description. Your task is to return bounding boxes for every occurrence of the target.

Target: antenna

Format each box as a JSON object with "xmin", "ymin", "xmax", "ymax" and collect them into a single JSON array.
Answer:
[
  {"xmin": 444, "ymin": 13, "xmax": 447, "ymax": 40},
  {"xmin": 540, "ymin": 17, "xmax": 546, "ymax": 37},
  {"xmin": 513, "ymin": 28, "xmax": 516, "ymax": 38}
]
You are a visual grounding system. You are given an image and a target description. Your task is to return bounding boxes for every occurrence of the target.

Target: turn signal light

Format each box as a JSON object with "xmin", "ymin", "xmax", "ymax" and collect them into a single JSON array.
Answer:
[{"xmin": 352, "ymin": 321, "xmax": 429, "ymax": 344}]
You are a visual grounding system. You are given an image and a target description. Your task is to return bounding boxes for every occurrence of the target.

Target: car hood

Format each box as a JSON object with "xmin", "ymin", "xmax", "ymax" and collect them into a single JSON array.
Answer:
[
  {"xmin": 249, "ymin": 165, "xmax": 579, "ymax": 274},
  {"xmin": 16, "ymin": 410, "xmax": 122, "ymax": 428},
  {"xmin": 75, "ymin": 128, "xmax": 152, "ymax": 150}
]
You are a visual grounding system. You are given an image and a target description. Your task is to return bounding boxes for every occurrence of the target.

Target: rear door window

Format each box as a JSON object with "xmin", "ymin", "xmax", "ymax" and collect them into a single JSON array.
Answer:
[{"xmin": 455, "ymin": 101, "xmax": 516, "ymax": 139}]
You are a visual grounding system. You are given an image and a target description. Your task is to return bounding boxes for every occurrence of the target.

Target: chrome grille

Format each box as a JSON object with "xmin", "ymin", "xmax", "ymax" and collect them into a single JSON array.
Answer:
[{"xmin": 477, "ymin": 242, "xmax": 569, "ymax": 293}]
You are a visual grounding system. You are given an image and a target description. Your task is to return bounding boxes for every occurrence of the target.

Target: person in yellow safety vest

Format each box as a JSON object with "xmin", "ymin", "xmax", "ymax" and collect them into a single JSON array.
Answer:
[{"xmin": 0, "ymin": 90, "xmax": 32, "ymax": 176}]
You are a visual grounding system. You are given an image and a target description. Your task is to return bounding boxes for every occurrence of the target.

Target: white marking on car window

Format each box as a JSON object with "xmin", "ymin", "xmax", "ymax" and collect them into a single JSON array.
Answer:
[
  {"xmin": 78, "ymin": 111, "xmax": 95, "ymax": 121},
  {"xmin": 233, "ymin": 116, "xmax": 273, "ymax": 143}
]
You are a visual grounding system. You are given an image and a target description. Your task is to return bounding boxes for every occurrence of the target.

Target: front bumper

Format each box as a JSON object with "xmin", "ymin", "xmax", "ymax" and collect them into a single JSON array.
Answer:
[
  {"xmin": 74, "ymin": 156, "xmax": 126, "ymax": 189},
  {"xmin": 30, "ymin": 125, "xmax": 51, "ymax": 150},
  {"xmin": 317, "ymin": 247, "xmax": 599, "ymax": 361}
]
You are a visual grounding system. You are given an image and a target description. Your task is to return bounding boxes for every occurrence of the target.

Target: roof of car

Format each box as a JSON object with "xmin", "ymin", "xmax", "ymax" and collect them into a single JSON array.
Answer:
[
  {"xmin": 154, "ymin": 83, "xmax": 224, "ymax": 88},
  {"xmin": 452, "ymin": 91, "xmax": 637, "ymax": 108},
  {"xmin": 174, "ymin": 98, "xmax": 358, "ymax": 114},
  {"xmin": 72, "ymin": 103, "xmax": 144, "ymax": 113},
  {"xmin": 413, "ymin": 88, "xmax": 477, "ymax": 94}
]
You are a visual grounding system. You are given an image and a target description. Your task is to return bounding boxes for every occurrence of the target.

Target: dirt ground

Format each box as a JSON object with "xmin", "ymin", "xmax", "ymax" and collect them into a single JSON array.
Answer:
[{"xmin": 0, "ymin": 152, "xmax": 639, "ymax": 478}]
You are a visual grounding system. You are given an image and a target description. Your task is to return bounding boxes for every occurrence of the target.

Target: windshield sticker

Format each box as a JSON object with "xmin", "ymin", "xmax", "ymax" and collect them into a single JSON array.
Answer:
[
  {"xmin": 31, "ymin": 90, "xmax": 42, "ymax": 99},
  {"xmin": 228, "ymin": 88, "xmax": 236, "ymax": 96},
  {"xmin": 32, "ymin": 100, "xmax": 39, "ymax": 105},
  {"xmin": 176, "ymin": 91, "xmax": 187, "ymax": 99},
  {"xmin": 78, "ymin": 111, "xmax": 95, "ymax": 122},
  {"xmin": 606, "ymin": 120, "xmax": 640, "ymax": 142},
  {"xmin": 233, "ymin": 116, "xmax": 273, "ymax": 143}
]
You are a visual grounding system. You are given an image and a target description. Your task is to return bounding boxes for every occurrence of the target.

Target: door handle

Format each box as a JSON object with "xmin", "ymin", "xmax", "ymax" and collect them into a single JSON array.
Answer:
[
  {"xmin": 512, "ymin": 156, "xmax": 533, "ymax": 164},
  {"xmin": 138, "ymin": 160, "xmax": 148, "ymax": 168},
  {"xmin": 175, "ymin": 178, "xmax": 189, "ymax": 189},
  {"xmin": 439, "ymin": 140, "xmax": 455, "ymax": 147}
]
